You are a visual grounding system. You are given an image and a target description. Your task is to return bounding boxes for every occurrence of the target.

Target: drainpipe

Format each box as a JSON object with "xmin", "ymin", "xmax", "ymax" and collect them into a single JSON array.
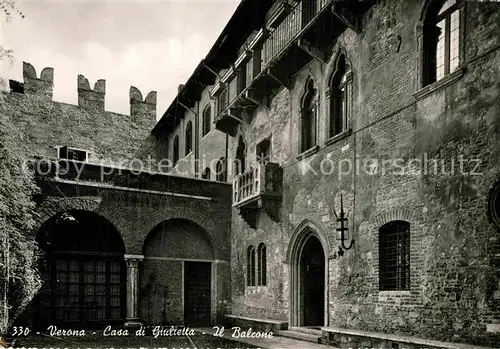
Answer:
[{"xmin": 225, "ymin": 134, "xmax": 229, "ymax": 181}]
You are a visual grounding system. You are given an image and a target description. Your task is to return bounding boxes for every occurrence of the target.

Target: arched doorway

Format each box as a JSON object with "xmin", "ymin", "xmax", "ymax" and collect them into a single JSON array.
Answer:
[
  {"xmin": 141, "ymin": 219, "xmax": 214, "ymax": 327},
  {"xmin": 35, "ymin": 210, "xmax": 126, "ymax": 330},
  {"xmin": 299, "ymin": 235, "xmax": 324, "ymax": 326},
  {"xmin": 288, "ymin": 224, "xmax": 327, "ymax": 328}
]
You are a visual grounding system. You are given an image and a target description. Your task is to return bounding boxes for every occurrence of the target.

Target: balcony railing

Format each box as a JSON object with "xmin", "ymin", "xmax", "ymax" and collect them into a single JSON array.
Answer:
[
  {"xmin": 262, "ymin": 0, "xmax": 331, "ymax": 68},
  {"xmin": 216, "ymin": 70, "xmax": 247, "ymax": 115},
  {"xmin": 213, "ymin": 0, "xmax": 336, "ymax": 136},
  {"xmin": 31, "ymin": 156, "xmax": 232, "ymax": 200},
  {"xmin": 232, "ymin": 162, "xmax": 282, "ymax": 207}
]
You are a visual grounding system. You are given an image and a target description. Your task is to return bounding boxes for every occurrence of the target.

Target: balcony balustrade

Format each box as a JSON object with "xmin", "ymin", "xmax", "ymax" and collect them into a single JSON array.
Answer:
[
  {"xmin": 262, "ymin": 0, "xmax": 332, "ymax": 68},
  {"xmin": 232, "ymin": 162, "xmax": 283, "ymax": 228},
  {"xmin": 31, "ymin": 156, "xmax": 231, "ymax": 200},
  {"xmin": 212, "ymin": 0, "xmax": 372, "ymax": 136}
]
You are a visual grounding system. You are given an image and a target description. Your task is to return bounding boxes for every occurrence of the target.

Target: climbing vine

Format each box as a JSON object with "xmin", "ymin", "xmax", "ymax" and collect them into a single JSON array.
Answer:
[{"xmin": 0, "ymin": 1, "xmax": 41, "ymax": 336}]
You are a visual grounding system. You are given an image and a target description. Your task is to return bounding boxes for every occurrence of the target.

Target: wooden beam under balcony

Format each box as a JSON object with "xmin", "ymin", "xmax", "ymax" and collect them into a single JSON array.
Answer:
[
  {"xmin": 297, "ymin": 37, "xmax": 327, "ymax": 63},
  {"xmin": 214, "ymin": 107, "xmax": 249, "ymax": 137},
  {"xmin": 244, "ymin": 88, "xmax": 265, "ymax": 108},
  {"xmin": 331, "ymin": 0, "xmax": 371, "ymax": 34},
  {"xmin": 266, "ymin": 68, "xmax": 293, "ymax": 90}
]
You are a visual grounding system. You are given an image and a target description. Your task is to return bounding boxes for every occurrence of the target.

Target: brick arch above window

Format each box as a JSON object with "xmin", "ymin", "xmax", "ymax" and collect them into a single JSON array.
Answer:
[
  {"xmin": 35, "ymin": 196, "xmax": 103, "ymax": 234},
  {"xmin": 374, "ymin": 208, "xmax": 415, "ymax": 228}
]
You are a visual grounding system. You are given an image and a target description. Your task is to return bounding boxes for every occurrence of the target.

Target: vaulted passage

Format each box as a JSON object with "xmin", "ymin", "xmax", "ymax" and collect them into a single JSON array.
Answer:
[
  {"xmin": 35, "ymin": 210, "xmax": 126, "ymax": 330},
  {"xmin": 140, "ymin": 219, "xmax": 214, "ymax": 326}
]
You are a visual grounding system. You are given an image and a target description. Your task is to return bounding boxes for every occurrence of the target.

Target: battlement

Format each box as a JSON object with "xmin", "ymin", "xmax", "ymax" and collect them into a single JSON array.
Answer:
[
  {"xmin": 22, "ymin": 62, "xmax": 54, "ymax": 98},
  {"xmin": 77, "ymin": 74, "xmax": 106, "ymax": 110},
  {"xmin": 130, "ymin": 86, "xmax": 157, "ymax": 122},
  {"xmin": 8, "ymin": 61, "xmax": 157, "ymax": 120}
]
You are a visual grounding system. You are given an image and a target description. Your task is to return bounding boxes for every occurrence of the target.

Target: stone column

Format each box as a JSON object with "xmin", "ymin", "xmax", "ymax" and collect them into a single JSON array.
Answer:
[{"xmin": 124, "ymin": 254, "xmax": 144, "ymax": 327}]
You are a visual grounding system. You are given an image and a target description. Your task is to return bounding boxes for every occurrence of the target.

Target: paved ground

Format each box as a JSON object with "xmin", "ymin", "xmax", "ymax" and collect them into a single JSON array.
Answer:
[{"xmin": 193, "ymin": 327, "xmax": 336, "ymax": 349}]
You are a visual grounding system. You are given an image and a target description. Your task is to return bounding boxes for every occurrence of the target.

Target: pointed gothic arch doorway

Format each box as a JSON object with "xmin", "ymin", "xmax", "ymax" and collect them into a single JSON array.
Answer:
[{"xmin": 288, "ymin": 224, "xmax": 328, "ymax": 328}]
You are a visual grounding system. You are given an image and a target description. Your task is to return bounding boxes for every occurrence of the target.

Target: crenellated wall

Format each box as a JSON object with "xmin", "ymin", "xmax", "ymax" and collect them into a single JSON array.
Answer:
[{"xmin": 3, "ymin": 62, "xmax": 157, "ymax": 165}]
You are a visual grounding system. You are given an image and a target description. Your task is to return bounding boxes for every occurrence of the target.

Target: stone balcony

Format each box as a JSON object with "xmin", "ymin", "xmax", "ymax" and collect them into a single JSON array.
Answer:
[
  {"xmin": 211, "ymin": 0, "xmax": 373, "ymax": 137},
  {"xmin": 232, "ymin": 162, "xmax": 283, "ymax": 228},
  {"xmin": 31, "ymin": 156, "xmax": 232, "ymax": 202}
]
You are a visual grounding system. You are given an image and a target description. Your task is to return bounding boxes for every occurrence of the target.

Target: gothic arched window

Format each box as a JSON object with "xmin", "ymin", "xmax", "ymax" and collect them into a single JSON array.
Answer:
[
  {"xmin": 247, "ymin": 245, "xmax": 255, "ymax": 286},
  {"xmin": 423, "ymin": 0, "xmax": 462, "ymax": 86},
  {"xmin": 185, "ymin": 121, "xmax": 193, "ymax": 155},
  {"xmin": 328, "ymin": 54, "xmax": 352, "ymax": 138},
  {"xmin": 173, "ymin": 135, "xmax": 180, "ymax": 165},
  {"xmin": 300, "ymin": 79, "xmax": 318, "ymax": 153},
  {"xmin": 202, "ymin": 105, "xmax": 211, "ymax": 137},
  {"xmin": 257, "ymin": 243, "xmax": 267, "ymax": 286}
]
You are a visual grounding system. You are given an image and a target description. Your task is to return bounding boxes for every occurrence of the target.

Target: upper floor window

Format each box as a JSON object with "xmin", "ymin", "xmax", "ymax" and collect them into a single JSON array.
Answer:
[
  {"xmin": 423, "ymin": 0, "xmax": 462, "ymax": 86},
  {"xmin": 173, "ymin": 135, "xmax": 180, "ymax": 165},
  {"xmin": 202, "ymin": 167, "xmax": 211, "ymax": 180},
  {"xmin": 247, "ymin": 245, "xmax": 256, "ymax": 286},
  {"xmin": 202, "ymin": 105, "xmax": 211, "ymax": 137},
  {"xmin": 256, "ymin": 137, "xmax": 271, "ymax": 165},
  {"xmin": 216, "ymin": 157, "xmax": 227, "ymax": 182},
  {"xmin": 185, "ymin": 121, "xmax": 193, "ymax": 155},
  {"xmin": 379, "ymin": 220, "xmax": 410, "ymax": 291},
  {"xmin": 58, "ymin": 146, "xmax": 88, "ymax": 162},
  {"xmin": 300, "ymin": 79, "xmax": 318, "ymax": 153},
  {"xmin": 235, "ymin": 136, "xmax": 246, "ymax": 175},
  {"xmin": 328, "ymin": 54, "xmax": 352, "ymax": 138},
  {"xmin": 257, "ymin": 243, "xmax": 267, "ymax": 286}
]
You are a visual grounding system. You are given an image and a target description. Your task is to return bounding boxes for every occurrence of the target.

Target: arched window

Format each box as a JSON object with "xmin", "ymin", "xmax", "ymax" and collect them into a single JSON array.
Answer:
[
  {"xmin": 235, "ymin": 136, "xmax": 246, "ymax": 175},
  {"xmin": 173, "ymin": 135, "xmax": 180, "ymax": 165},
  {"xmin": 300, "ymin": 79, "xmax": 318, "ymax": 153},
  {"xmin": 216, "ymin": 157, "xmax": 227, "ymax": 182},
  {"xmin": 487, "ymin": 179, "xmax": 500, "ymax": 232},
  {"xmin": 423, "ymin": 0, "xmax": 462, "ymax": 86},
  {"xmin": 247, "ymin": 245, "xmax": 255, "ymax": 286},
  {"xmin": 379, "ymin": 220, "xmax": 410, "ymax": 291},
  {"xmin": 328, "ymin": 54, "xmax": 352, "ymax": 138},
  {"xmin": 257, "ymin": 243, "xmax": 267, "ymax": 286},
  {"xmin": 201, "ymin": 167, "xmax": 211, "ymax": 180},
  {"xmin": 202, "ymin": 105, "xmax": 211, "ymax": 137},
  {"xmin": 185, "ymin": 121, "xmax": 193, "ymax": 155}
]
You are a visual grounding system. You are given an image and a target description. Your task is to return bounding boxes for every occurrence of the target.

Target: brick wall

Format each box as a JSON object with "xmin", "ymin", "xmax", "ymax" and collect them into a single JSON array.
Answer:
[{"xmin": 226, "ymin": 0, "xmax": 500, "ymax": 346}]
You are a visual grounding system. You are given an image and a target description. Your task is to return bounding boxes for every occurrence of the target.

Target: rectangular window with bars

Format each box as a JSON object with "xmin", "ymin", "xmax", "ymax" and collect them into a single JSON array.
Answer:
[{"xmin": 379, "ymin": 221, "xmax": 410, "ymax": 291}]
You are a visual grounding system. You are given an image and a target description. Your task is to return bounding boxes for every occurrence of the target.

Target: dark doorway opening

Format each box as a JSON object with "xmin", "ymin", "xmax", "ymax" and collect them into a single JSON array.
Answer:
[
  {"xmin": 35, "ymin": 210, "xmax": 125, "ymax": 330},
  {"xmin": 184, "ymin": 261, "xmax": 211, "ymax": 327},
  {"xmin": 299, "ymin": 235, "xmax": 324, "ymax": 326}
]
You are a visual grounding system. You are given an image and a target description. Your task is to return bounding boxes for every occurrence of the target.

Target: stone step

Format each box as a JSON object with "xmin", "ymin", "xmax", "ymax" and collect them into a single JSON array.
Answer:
[
  {"xmin": 279, "ymin": 330, "xmax": 321, "ymax": 343},
  {"xmin": 289, "ymin": 326, "xmax": 322, "ymax": 336}
]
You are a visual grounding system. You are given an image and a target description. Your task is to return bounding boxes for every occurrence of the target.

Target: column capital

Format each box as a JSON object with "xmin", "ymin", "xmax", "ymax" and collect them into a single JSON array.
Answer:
[{"xmin": 124, "ymin": 254, "xmax": 144, "ymax": 267}]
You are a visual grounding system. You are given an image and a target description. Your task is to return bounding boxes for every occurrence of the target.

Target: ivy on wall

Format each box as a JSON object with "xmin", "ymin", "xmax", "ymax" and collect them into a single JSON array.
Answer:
[{"xmin": 0, "ymin": 1, "xmax": 41, "ymax": 335}]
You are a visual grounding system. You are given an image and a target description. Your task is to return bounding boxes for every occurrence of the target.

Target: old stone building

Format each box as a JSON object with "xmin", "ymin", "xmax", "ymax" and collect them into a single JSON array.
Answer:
[
  {"xmin": 146, "ymin": 0, "xmax": 500, "ymax": 347},
  {"xmin": 4, "ymin": 62, "xmax": 232, "ymax": 330},
  {"xmin": 3, "ymin": 0, "xmax": 500, "ymax": 347}
]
